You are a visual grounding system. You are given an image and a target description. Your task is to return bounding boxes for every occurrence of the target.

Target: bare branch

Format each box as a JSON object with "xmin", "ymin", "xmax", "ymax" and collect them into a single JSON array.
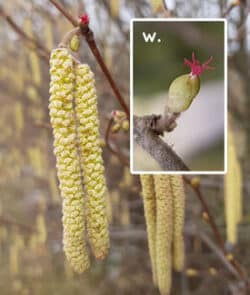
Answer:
[
  {"xmin": 0, "ymin": 6, "xmax": 50, "ymax": 61},
  {"xmin": 133, "ymin": 115, "xmax": 189, "ymax": 171}
]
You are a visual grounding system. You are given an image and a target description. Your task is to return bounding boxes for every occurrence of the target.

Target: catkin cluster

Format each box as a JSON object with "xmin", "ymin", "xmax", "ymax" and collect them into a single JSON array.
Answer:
[
  {"xmin": 224, "ymin": 125, "xmax": 242, "ymax": 245},
  {"xmin": 49, "ymin": 48, "xmax": 109, "ymax": 273},
  {"xmin": 140, "ymin": 174, "xmax": 185, "ymax": 295}
]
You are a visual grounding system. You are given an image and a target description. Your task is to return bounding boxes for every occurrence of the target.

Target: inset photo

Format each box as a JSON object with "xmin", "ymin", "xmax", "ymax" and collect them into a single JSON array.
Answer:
[{"xmin": 130, "ymin": 19, "xmax": 227, "ymax": 174}]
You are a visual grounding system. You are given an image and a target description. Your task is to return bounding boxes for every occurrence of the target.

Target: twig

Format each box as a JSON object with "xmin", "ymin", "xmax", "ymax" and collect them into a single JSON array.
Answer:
[
  {"xmin": 223, "ymin": 3, "xmax": 238, "ymax": 17},
  {"xmin": 183, "ymin": 176, "xmax": 248, "ymax": 282},
  {"xmin": 187, "ymin": 227, "xmax": 241, "ymax": 280},
  {"xmin": 133, "ymin": 115, "xmax": 189, "ymax": 171},
  {"xmin": 0, "ymin": 6, "xmax": 50, "ymax": 61},
  {"xmin": 47, "ymin": 0, "xmax": 79, "ymax": 26},
  {"xmin": 48, "ymin": 0, "xmax": 130, "ymax": 117},
  {"xmin": 105, "ymin": 117, "xmax": 129, "ymax": 166},
  {"xmin": 34, "ymin": 121, "xmax": 51, "ymax": 129},
  {"xmin": 0, "ymin": 215, "xmax": 36, "ymax": 233},
  {"xmin": 110, "ymin": 225, "xmax": 245, "ymax": 282}
]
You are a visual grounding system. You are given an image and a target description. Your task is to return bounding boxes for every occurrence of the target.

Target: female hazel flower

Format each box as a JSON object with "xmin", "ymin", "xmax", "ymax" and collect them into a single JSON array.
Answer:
[
  {"xmin": 167, "ymin": 52, "xmax": 214, "ymax": 113},
  {"xmin": 49, "ymin": 48, "xmax": 90, "ymax": 273}
]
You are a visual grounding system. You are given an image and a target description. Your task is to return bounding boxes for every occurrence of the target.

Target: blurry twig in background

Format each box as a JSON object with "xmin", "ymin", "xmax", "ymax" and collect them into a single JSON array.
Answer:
[
  {"xmin": 0, "ymin": 6, "xmax": 50, "ymax": 62},
  {"xmin": 0, "ymin": 215, "xmax": 36, "ymax": 233},
  {"xmin": 184, "ymin": 176, "xmax": 248, "ymax": 282}
]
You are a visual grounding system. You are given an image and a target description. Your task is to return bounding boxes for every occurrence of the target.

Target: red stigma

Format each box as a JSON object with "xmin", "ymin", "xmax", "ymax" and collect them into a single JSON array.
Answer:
[
  {"xmin": 184, "ymin": 52, "xmax": 214, "ymax": 77},
  {"xmin": 80, "ymin": 13, "xmax": 89, "ymax": 25}
]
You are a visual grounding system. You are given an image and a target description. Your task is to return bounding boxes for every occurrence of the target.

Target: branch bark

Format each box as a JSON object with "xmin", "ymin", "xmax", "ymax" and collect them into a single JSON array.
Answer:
[{"xmin": 133, "ymin": 115, "xmax": 189, "ymax": 171}]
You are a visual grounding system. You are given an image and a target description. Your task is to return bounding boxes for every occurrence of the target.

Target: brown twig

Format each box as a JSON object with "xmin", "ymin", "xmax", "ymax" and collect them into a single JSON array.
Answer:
[
  {"xmin": 187, "ymin": 227, "xmax": 241, "ymax": 280},
  {"xmin": 48, "ymin": 0, "xmax": 130, "ymax": 117},
  {"xmin": 183, "ymin": 176, "xmax": 248, "ymax": 282},
  {"xmin": 105, "ymin": 117, "xmax": 129, "ymax": 166},
  {"xmin": 133, "ymin": 114, "xmax": 189, "ymax": 171},
  {"xmin": 34, "ymin": 121, "xmax": 51, "ymax": 130},
  {"xmin": 0, "ymin": 6, "xmax": 50, "ymax": 61},
  {"xmin": 223, "ymin": 3, "xmax": 238, "ymax": 17},
  {"xmin": 0, "ymin": 215, "xmax": 36, "ymax": 233},
  {"xmin": 48, "ymin": 0, "xmax": 79, "ymax": 26}
]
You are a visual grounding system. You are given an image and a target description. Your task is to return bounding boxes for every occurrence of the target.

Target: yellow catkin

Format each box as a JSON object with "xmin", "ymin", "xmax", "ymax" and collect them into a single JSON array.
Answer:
[
  {"xmin": 154, "ymin": 175, "xmax": 172, "ymax": 295},
  {"xmin": 119, "ymin": 167, "xmax": 133, "ymax": 189},
  {"xmin": 36, "ymin": 213, "xmax": 47, "ymax": 244},
  {"xmin": 44, "ymin": 19, "xmax": 54, "ymax": 50},
  {"xmin": 110, "ymin": 0, "xmax": 120, "ymax": 18},
  {"xmin": 24, "ymin": 18, "xmax": 41, "ymax": 86},
  {"xmin": 0, "ymin": 226, "xmax": 7, "ymax": 243},
  {"xmin": 170, "ymin": 175, "xmax": 185, "ymax": 272},
  {"xmin": 140, "ymin": 175, "xmax": 157, "ymax": 284},
  {"xmin": 234, "ymin": 158, "xmax": 242, "ymax": 224},
  {"xmin": 28, "ymin": 234, "xmax": 38, "ymax": 251},
  {"xmin": 103, "ymin": 44, "xmax": 112, "ymax": 69},
  {"xmin": 9, "ymin": 231, "xmax": 23, "ymax": 276},
  {"xmin": 225, "ymin": 127, "xmax": 242, "ymax": 244},
  {"xmin": 48, "ymin": 170, "xmax": 60, "ymax": 203},
  {"xmin": 150, "ymin": 0, "xmax": 165, "ymax": 12},
  {"xmin": 27, "ymin": 147, "xmax": 44, "ymax": 177},
  {"xmin": 15, "ymin": 102, "xmax": 24, "ymax": 135},
  {"xmin": 9, "ymin": 243, "xmax": 19, "ymax": 276},
  {"xmin": 105, "ymin": 192, "xmax": 113, "ymax": 224},
  {"xmin": 74, "ymin": 63, "xmax": 110, "ymax": 260},
  {"xmin": 120, "ymin": 199, "xmax": 130, "ymax": 226},
  {"xmin": 49, "ymin": 48, "xmax": 90, "ymax": 273},
  {"xmin": 17, "ymin": 51, "xmax": 25, "ymax": 93}
]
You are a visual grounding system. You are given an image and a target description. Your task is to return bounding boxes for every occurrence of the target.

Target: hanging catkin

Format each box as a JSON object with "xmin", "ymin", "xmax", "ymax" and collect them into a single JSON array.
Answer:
[
  {"xmin": 14, "ymin": 101, "xmax": 24, "ymax": 136},
  {"xmin": 24, "ymin": 18, "xmax": 41, "ymax": 86},
  {"xmin": 48, "ymin": 170, "xmax": 60, "ymax": 204},
  {"xmin": 170, "ymin": 175, "xmax": 185, "ymax": 271},
  {"xmin": 44, "ymin": 19, "xmax": 54, "ymax": 51},
  {"xmin": 154, "ymin": 175, "xmax": 172, "ymax": 295},
  {"xmin": 110, "ymin": 0, "xmax": 120, "ymax": 18},
  {"xmin": 225, "ymin": 126, "xmax": 242, "ymax": 244},
  {"xmin": 49, "ymin": 48, "xmax": 90, "ymax": 273},
  {"xmin": 74, "ymin": 63, "xmax": 110, "ymax": 260},
  {"xmin": 150, "ymin": 0, "xmax": 164, "ymax": 12},
  {"xmin": 140, "ymin": 175, "xmax": 157, "ymax": 284}
]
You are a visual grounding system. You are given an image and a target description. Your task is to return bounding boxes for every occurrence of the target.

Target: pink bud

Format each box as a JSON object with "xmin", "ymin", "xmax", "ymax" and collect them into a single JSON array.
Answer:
[
  {"xmin": 184, "ymin": 52, "xmax": 214, "ymax": 77},
  {"xmin": 80, "ymin": 13, "xmax": 89, "ymax": 25}
]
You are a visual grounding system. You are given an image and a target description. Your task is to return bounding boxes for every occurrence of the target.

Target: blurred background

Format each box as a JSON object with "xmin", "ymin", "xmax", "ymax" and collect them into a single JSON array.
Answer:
[
  {"xmin": 0, "ymin": 0, "xmax": 249, "ymax": 295},
  {"xmin": 133, "ymin": 21, "xmax": 225, "ymax": 171}
]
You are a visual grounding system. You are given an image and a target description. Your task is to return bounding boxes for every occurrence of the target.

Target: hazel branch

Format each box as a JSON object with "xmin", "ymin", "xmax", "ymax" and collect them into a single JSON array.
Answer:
[
  {"xmin": 133, "ymin": 114, "xmax": 189, "ymax": 171},
  {"xmin": 48, "ymin": 0, "xmax": 130, "ymax": 117},
  {"xmin": 0, "ymin": 215, "xmax": 36, "ymax": 233},
  {"xmin": 183, "ymin": 176, "xmax": 248, "ymax": 281}
]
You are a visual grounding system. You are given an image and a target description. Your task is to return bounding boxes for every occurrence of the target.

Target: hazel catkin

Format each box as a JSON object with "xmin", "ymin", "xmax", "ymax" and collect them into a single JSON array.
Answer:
[
  {"xmin": 225, "ymin": 126, "xmax": 242, "ymax": 244},
  {"xmin": 150, "ymin": 0, "xmax": 165, "ymax": 12},
  {"xmin": 49, "ymin": 48, "xmax": 90, "ymax": 273},
  {"xmin": 74, "ymin": 63, "xmax": 110, "ymax": 260},
  {"xmin": 140, "ymin": 175, "xmax": 157, "ymax": 284},
  {"xmin": 170, "ymin": 175, "xmax": 185, "ymax": 272},
  {"xmin": 154, "ymin": 175, "xmax": 173, "ymax": 295}
]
